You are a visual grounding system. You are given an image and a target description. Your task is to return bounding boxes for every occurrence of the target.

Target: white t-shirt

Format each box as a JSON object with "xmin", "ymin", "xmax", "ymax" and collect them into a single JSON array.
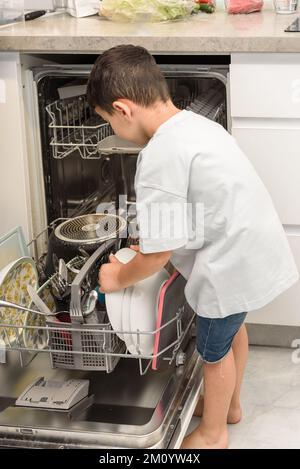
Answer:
[{"xmin": 134, "ymin": 110, "xmax": 299, "ymax": 318}]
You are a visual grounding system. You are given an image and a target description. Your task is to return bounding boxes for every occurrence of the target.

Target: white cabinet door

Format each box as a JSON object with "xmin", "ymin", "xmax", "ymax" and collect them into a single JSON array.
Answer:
[
  {"xmin": 232, "ymin": 122, "xmax": 300, "ymax": 225},
  {"xmin": 246, "ymin": 233, "xmax": 300, "ymax": 327},
  {"xmin": 230, "ymin": 54, "xmax": 300, "ymax": 119},
  {"xmin": 0, "ymin": 53, "xmax": 31, "ymax": 242}
]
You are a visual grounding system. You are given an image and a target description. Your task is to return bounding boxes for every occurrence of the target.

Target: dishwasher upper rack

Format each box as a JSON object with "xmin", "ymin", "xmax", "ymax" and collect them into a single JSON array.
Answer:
[
  {"xmin": 46, "ymin": 85, "xmax": 226, "ymax": 160},
  {"xmin": 46, "ymin": 96, "xmax": 114, "ymax": 159}
]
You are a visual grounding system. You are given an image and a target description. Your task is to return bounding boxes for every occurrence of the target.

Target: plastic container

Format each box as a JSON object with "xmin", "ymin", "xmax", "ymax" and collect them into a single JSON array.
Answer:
[{"xmin": 0, "ymin": 0, "xmax": 24, "ymax": 25}]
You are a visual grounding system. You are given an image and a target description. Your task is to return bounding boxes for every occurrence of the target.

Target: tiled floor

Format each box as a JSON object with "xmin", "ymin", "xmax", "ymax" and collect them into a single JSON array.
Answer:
[{"xmin": 186, "ymin": 346, "xmax": 300, "ymax": 449}]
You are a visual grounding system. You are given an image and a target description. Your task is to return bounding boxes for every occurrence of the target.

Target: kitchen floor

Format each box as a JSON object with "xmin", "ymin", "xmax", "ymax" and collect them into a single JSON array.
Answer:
[{"xmin": 186, "ymin": 346, "xmax": 300, "ymax": 449}]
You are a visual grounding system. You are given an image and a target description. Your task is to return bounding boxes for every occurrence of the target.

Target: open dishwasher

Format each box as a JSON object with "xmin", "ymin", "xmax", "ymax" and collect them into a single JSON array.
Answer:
[{"xmin": 0, "ymin": 59, "xmax": 229, "ymax": 448}]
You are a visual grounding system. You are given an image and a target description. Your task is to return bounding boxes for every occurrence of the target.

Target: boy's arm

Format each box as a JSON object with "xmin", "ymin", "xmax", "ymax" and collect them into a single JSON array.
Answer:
[{"xmin": 99, "ymin": 246, "xmax": 171, "ymax": 293}]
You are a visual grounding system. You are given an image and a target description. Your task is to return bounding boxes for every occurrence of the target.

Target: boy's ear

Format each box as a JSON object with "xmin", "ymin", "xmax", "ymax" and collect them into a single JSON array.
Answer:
[{"xmin": 112, "ymin": 99, "xmax": 132, "ymax": 119}]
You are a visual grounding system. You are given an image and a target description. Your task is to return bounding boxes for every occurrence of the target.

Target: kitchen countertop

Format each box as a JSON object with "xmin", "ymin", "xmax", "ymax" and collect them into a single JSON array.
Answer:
[{"xmin": 0, "ymin": 7, "xmax": 300, "ymax": 54}]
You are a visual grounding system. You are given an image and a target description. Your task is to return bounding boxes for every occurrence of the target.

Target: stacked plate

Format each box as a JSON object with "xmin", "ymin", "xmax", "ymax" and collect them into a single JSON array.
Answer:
[
  {"xmin": 105, "ymin": 248, "xmax": 170, "ymax": 356},
  {"xmin": 0, "ymin": 257, "xmax": 38, "ymax": 346}
]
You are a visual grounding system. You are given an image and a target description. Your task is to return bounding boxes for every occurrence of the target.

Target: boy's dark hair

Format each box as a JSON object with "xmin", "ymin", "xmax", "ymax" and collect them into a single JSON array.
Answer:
[{"xmin": 87, "ymin": 45, "xmax": 170, "ymax": 114}]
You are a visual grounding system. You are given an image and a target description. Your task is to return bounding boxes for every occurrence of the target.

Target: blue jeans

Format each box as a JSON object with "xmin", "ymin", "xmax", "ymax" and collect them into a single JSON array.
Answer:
[{"xmin": 196, "ymin": 312, "xmax": 247, "ymax": 364}]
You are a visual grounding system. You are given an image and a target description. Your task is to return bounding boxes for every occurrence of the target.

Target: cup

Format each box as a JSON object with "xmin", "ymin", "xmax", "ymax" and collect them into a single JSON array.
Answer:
[
  {"xmin": 0, "ymin": 0, "xmax": 24, "ymax": 26},
  {"xmin": 273, "ymin": 0, "xmax": 298, "ymax": 13},
  {"xmin": 53, "ymin": 0, "xmax": 67, "ymax": 10}
]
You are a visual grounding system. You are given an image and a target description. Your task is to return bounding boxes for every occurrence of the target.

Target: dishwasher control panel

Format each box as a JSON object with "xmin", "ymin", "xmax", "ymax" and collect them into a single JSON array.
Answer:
[{"xmin": 15, "ymin": 377, "xmax": 89, "ymax": 410}]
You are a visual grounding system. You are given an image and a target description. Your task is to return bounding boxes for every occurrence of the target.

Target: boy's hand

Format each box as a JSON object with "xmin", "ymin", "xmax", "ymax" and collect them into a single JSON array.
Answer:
[
  {"xmin": 98, "ymin": 245, "xmax": 171, "ymax": 294},
  {"xmin": 98, "ymin": 254, "xmax": 123, "ymax": 293}
]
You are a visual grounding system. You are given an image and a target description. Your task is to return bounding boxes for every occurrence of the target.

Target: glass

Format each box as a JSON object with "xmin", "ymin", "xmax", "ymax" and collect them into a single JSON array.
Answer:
[
  {"xmin": 0, "ymin": 0, "xmax": 24, "ymax": 26},
  {"xmin": 273, "ymin": 0, "xmax": 298, "ymax": 13},
  {"xmin": 53, "ymin": 0, "xmax": 67, "ymax": 10}
]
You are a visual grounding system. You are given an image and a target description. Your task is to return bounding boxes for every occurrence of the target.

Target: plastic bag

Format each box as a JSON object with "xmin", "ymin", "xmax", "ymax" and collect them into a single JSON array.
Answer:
[
  {"xmin": 66, "ymin": 0, "xmax": 100, "ymax": 17},
  {"xmin": 224, "ymin": 0, "xmax": 263, "ymax": 14},
  {"xmin": 99, "ymin": 0, "xmax": 195, "ymax": 22}
]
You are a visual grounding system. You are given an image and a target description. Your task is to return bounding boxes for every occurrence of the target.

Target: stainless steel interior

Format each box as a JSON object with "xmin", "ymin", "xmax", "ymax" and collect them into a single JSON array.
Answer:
[{"xmin": 0, "ymin": 343, "xmax": 202, "ymax": 449}]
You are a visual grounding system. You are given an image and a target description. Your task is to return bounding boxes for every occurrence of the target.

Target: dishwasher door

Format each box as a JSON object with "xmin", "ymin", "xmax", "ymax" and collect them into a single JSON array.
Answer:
[{"xmin": 0, "ymin": 340, "xmax": 202, "ymax": 449}]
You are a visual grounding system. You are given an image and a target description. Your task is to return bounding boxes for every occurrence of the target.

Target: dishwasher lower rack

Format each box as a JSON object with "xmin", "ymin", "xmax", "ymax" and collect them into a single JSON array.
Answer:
[{"xmin": 0, "ymin": 286, "xmax": 195, "ymax": 376}]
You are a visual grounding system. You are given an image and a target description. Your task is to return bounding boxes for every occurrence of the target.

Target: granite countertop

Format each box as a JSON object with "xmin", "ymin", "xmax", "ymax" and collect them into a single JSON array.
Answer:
[{"xmin": 0, "ymin": 7, "xmax": 299, "ymax": 54}]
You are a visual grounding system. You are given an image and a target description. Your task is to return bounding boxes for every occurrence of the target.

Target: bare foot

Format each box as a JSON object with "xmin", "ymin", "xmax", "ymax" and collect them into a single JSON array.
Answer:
[
  {"xmin": 181, "ymin": 425, "xmax": 228, "ymax": 449},
  {"xmin": 194, "ymin": 396, "xmax": 242, "ymax": 424}
]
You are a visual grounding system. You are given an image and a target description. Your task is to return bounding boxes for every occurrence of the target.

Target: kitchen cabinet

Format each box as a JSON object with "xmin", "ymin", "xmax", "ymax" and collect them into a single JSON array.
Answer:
[
  {"xmin": 230, "ymin": 53, "xmax": 300, "ymax": 119},
  {"xmin": 246, "ymin": 233, "xmax": 300, "ymax": 326},
  {"xmin": 0, "ymin": 53, "xmax": 31, "ymax": 241},
  {"xmin": 231, "ymin": 53, "xmax": 300, "ymax": 328},
  {"xmin": 231, "ymin": 122, "xmax": 300, "ymax": 225}
]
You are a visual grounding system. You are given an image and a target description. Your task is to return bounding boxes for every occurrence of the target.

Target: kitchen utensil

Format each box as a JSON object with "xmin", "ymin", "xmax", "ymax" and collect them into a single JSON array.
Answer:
[
  {"xmin": 23, "ymin": 280, "xmax": 56, "ymax": 350},
  {"xmin": 59, "ymin": 258, "xmax": 68, "ymax": 285},
  {"xmin": 0, "ymin": 257, "xmax": 38, "ymax": 345},
  {"xmin": 50, "ymin": 259, "xmax": 71, "ymax": 300},
  {"xmin": 0, "ymin": 226, "xmax": 29, "ymax": 272},
  {"xmin": 55, "ymin": 214, "xmax": 127, "ymax": 245},
  {"xmin": 25, "ymin": 10, "xmax": 46, "ymax": 21},
  {"xmin": 273, "ymin": 0, "xmax": 298, "ymax": 13},
  {"xmin": 44, "ymin": 213, "xmax": 126, "ymax": 276},
  {"xmin": 82, "ymin": 290, "xmax": 98, "ymax": 321},
  {"xmin": 0, "ymin": 299, "xmax": 56, "ymax": 317},
  {"xmin": 128, "ymin": 268, "xmax": 170, "ymax": 356},
  {"xmin": 105, "ymin": 248, "xmax": 137, "ymax": 339},
  {"xmin": 27, "ymin": 284, "xmax": 53, "ymax": 317}
]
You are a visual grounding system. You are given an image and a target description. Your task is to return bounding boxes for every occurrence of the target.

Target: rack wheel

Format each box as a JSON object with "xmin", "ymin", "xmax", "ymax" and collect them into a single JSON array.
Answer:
[{"xmin": 176, "ymin": 351, "xmax": 186, "ymax": 367}]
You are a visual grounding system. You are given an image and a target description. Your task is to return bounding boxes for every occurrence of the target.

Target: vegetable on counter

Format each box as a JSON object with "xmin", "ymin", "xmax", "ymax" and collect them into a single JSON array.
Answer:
[
  {"xmin": 193, "ymin": 0, "xmax": 215, "ymax": 13},
  {"xmin": 99, "ymin": 0, "xmax": 195, "ymax": 22}
]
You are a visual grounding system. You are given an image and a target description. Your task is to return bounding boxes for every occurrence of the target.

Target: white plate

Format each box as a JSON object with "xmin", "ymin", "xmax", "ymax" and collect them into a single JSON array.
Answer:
[
  {"xmin": 0, "ymin": 257, "xmax": 38, "ymax": 346},
  {"xmin": 121, "ymin": 286, "xmax": 134, "ymax": 350},
  {"xmin": 114, "ymin": 247, "xmax": 137, "ymax": 264},
  {"xmin": 128, "ymin": 269, "xmax": 170, "ymax": 356},
  {"xmin": 105, "ymin": 248, "xmax": 137, "ymax": 340}
]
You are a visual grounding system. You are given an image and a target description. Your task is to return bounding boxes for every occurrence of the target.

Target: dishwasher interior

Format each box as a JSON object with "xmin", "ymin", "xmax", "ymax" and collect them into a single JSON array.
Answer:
[{"xmin": 0, "ymin": 60, "xmax": 229, "ymax": 448}]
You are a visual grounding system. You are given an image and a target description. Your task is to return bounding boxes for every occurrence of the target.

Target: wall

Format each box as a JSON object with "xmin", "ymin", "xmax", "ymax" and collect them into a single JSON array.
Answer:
[{"xmin": 24, "ymin": 0, "xmax": 54, "ymax": 9}]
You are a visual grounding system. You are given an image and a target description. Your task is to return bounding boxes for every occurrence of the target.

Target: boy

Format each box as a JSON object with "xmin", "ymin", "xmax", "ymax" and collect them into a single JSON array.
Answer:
[{"xmin": 87, "ymin": 45, "xmax": 298, "ymax": 449}]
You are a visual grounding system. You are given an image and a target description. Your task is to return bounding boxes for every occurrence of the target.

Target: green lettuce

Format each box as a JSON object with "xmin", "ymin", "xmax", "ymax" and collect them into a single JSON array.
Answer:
[{"xmin": 99, "ymin": 0, "xmax": 194, "ymax": 22}]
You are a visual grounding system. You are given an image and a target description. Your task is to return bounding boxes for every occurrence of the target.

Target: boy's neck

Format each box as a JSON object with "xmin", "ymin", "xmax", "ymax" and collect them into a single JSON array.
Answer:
[{"xmin": 142, "ymin": 100, "xmax": 181, "ymax": 141}]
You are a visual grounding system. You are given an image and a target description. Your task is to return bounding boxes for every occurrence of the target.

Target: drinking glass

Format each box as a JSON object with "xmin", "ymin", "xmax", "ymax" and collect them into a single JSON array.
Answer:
[{"xmin": 0, "ymin": 0, "xmax": 24, "ymax": 26}]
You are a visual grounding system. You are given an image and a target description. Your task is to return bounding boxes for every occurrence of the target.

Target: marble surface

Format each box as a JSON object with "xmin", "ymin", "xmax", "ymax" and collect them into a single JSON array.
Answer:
[
  {"xmin": 187, "ymin": 346, "xmax": 300, "ymax": 449},
  {"xmin": 0, "ymin": 8, "xmax": 300, "ymax": 53}
]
